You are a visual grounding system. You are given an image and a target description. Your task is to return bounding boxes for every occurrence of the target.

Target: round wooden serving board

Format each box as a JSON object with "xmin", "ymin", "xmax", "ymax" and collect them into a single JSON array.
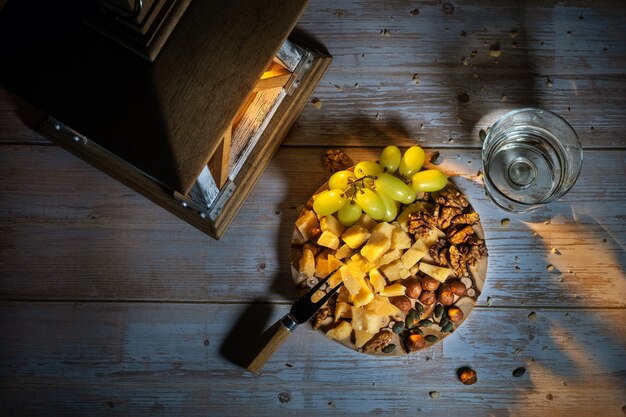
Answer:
[{"xmin": 291, "ymin": 177, "xmax": 488, "ymax": 355}]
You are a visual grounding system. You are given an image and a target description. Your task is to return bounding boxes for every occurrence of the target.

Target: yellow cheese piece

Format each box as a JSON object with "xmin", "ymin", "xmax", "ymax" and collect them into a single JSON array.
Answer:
[
  {"xmin": 315, "ymin": 257, "xmax": 330, "ymax": 278},
  {"xmin": 334, "ymin": 301, "xmax": 352, "ymax": 322},
  {"xmin": 380, "ymin": 283, "xmax": 407, "ymax": 297},
  {"xmin": 354, "ymin": 329, "xmax": 376, "ymax": 348},
  {"xmin": 326, "ymin": 320, "xmax": 352, "ymax": 341},
  {"xmin": 397, "ymin": 202, "xmax": 430, "ymax": 232},
  {"xmin": 334, "ymin": 243, "xmax": 356, "ymax": 260},
  {"xmin": 298, "ymin": 248, "xmax": 315, "ymax": 278},
  {"xmin": 368, "ymin": 268, "xmax": 387, "ymax": 293},
  {"xmin": 351, "ymin": 306, "xmax": 385, "ymax": 333},
  {"xmin": 320, "ymin": 214, "xmax": 345, "ymax": 237},
  {"xmin": 360, "ymin": 222, "xmax": 395, "ymax": 262},
  {"xmin": 349, "ymin": 253, "xmax": 375, "ymax": 273},
  {"xmin": 295, "ymin": 209, "xmax": 320, "ymax": 241},
  {"xmin": 341, "ymin": 224, "xmax": 371, "ymax": 249},
  {"xmin": 419, "ymin": 262, "xmax": 453, "ymax": 283},
  {"xmin": 327, "ymin": 254, "xmax": 345, "ymax": 273},
  {"xmin": 317, "ymin": 230, "xmax": 340, "ymax": 250},
  {"xmin": 420, "ymin": 227, "xmax": 446, "ymax": 247},
  {"xmin": 352, "ymin": 288, "xmax": 374, "ymax": 308},
  {"xmin": 340, "ymin": 265, "xmax": 362, "ymax": 295},
  {"xmin": 365, "ymin": 295, "xmax": 402, "ymax": 317},
  {"xmin": 328, "ymin": 269, "xmax": 343, "ymax": 288},
  {"xmin": 376, "ymin": 249, "xmax": 402, "ymax": 267},
  {"xmin": 381, "ymin": 259, "xmax": 404, "ymax": 281},
  {"xmin": 390, "ymin": 224, "xmax": 412, "ymax": 250},
  {"xmin": 357, "ymin": 214, "xmax": 378, "ymax": 230},
  {"xmin": 400, "ymin": 238, "xmax": 428, "ymax": 269}
]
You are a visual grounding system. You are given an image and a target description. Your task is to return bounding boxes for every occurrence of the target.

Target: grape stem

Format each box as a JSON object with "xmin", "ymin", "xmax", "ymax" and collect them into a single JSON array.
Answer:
[{"xmin": 345, "ymin": 175, "xmax": 376, "ymax": 201}]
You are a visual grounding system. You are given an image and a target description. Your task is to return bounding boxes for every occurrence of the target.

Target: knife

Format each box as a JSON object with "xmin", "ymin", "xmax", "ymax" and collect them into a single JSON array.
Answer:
[{"xmin": 246, "ymin": 270, "xmax": 342, "ymax": 373}]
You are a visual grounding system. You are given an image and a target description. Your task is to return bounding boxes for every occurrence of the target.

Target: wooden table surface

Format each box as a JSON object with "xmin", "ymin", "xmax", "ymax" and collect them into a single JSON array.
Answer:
[{"xmin": 1, "ymin": 1, "xmax": 625, "ymax": 416}]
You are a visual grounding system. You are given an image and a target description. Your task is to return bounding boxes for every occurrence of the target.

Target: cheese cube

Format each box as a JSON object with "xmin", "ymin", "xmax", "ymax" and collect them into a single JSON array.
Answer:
[
  {"xmin": 334, "ymin": 301, "xmax": 352, "ymax": 322},
  {"xmin": 327, "ymin": 254, "xmax": 345, "ymax": 274},
  {"xmin": 419, "ymin": 262, "xmax": 453, "ymax": 283},
  {"xmin": 420, "ymin": 226, "xmax": 446, "ymax": 247},
  {"xmin": 320, "ymin": 214, "xmax": 345, "ymax": 237},
  {"xmin": 380, "ymin": 283, "xmax": 407, "ymax": 297},
  {"xmin": 349, "ymin": 253, "xmax": 375, "ymax": 273},
  {"xmin": 400, "ymin": 238, "xmax": 428, "ymax": 269},
  {"xmin": 328, "ymin": 269, "xmax": 343, "ymax": 288},
  {"xmin": 315, "ymin": 257, "xmax": 330, "ymax": 278},
  {"xmin": 365, "ymin": 295, "xmax": 402, "ymax": 317},
  {"xmin": 295, "ymin": 209, "xmax": 319, "ymax": 241},
  {"xmin": 381, "ymin": 259, "xmax": 404, "ymax": 281},
  {"xmin": 341, "ymin": 224, "xmax": 371, "ymax": 249},
  {"xmin": 334, "ymin": 244, "xmax": 356, "ymax": 260},
  {"xmin": 368, "ymin": 268, "xmax": 387, "ymax": 293},
  {"xmin": 357, "ymin": 214, "xmax": 378, "ymax": 230},
  {"xmin": 376, "ymin": 249, "xmax": 402, "ymax": 267},
  {"xmin": 340, "ymin": 265, "xmax": 361, "ymax": 295},
  {"xmin": 326, "ymin": 320, "xmax": 352, "ymax": 341},
  {"xmin": 317, "ymin": 230, "xmax": 340, "ymax": 250},
  {"xmin": 298, "ymin": 248, "xmax": 315, "ymax": 278},
  {"xmin": 350, "ymin": 307, "xmax": 385, "ymax": 333},
  {"xmin": 354, "ymin": 329, "xmax": 376, "ymax": 348},
  {"xmin": 390, "ymin": 224, "xmax": 412, "ymax": 250}
]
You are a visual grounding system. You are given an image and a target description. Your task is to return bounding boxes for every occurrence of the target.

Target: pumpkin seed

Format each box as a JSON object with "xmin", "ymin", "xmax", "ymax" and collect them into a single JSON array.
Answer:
[
  {"xmin": 408, "ymin": 308, "xmax": 420, "ymax": 321},
  {"xmin": 405, "ymin": 315, "xmax": 417, "ymax": 329},
  {"xmin": 411, "ymin": 327, "xmax": 424, "ymax": 335},
  {"xmin": 392, "ymin": 322, "xmax": 405, "ymax": 334},
  {"xmin": 440, "ymin": 316, "xmax": 450, "ymax": 329},
  {"xmin": 415, "ymin": 303, "xmax": 424, "ymax": 315},
  {"xmin": 382, "ymin": 344, "xmax": 396, "ymax": 354},
  {"xmin": 434, "ymin": 304, "xmax": 444, "ymax": 318},
  {"xmin": 441, "ymin": 322, "xmax": 454, "ymax": 332},
  {"xmin": 512, "ymin": 367, "xmax": 526, "ymax": 377},
  {"xmin": 419, "ymin": 319, "xmax": 433, "ymax": 327},
  {"xmin": 425, "ymin": 334, "xmax": 438, "ymax": 343}
]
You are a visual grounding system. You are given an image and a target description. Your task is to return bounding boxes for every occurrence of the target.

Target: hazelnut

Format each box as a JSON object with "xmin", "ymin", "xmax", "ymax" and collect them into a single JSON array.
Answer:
[
  {"xmin": 389, "ymin": 295, "xmax": 412, "ymax": 313},
  {"xmin": 421, "ymin": 277, "xmax": 441, "ymax": 291},
  {"xmin": 404, "ymin": 278, "xmax": 422, "ymax": 299},
  {"xmin": 448, "ymin": 306, "xmax": 464, "ymax": 323},
  {"xmin": 418, "ymin": 291, "xmax": 436, "ymax": 306},
  {"xmin": 448, "ymin": 279, "xmax": 467, "ymax": 296},
  {"xmin": 457, "ymin": 367, "xmax": 478, "ymax": 385},
  {"xmin": 405, "ymin": 333, "xmax": 426, "ymax": 351},
  {"xmin": 438, "ymin": 285, "xmax": 455, "ymax": 306}
]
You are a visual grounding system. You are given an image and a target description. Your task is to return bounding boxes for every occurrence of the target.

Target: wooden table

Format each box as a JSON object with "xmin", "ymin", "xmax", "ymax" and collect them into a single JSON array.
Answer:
[{"xmin": 1, "ymin": 1, "xmax": 625, "ymax": 415}]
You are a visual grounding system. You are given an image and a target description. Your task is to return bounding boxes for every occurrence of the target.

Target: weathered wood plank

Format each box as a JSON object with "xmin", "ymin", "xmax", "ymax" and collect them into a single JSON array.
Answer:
[
  {"xmin": 0, "ymin": 146, "xmax": 624, "ymax": 306},
  {"xmin": 0, "ymin": 302, "xmax": 624, "ymax": 416}
]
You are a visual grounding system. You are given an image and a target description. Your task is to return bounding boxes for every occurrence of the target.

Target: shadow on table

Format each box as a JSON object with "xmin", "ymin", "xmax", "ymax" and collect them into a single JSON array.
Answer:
[{"xmin": 219, "ymin": 298, "xmax": 277, "ymax": 369}]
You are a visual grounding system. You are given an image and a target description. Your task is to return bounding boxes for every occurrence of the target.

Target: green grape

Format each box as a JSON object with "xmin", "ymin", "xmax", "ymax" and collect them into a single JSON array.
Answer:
[
  {"xmin": 374, "ymin": 172, "xmax": 416, "ymax": 205},
  {"xmin": 379, "ymin": 145, "xmax": 401, "ymax": 173},
  {"xmin": 328, "ymin": 170, "xmax": 356, "ymax": 191},
  {"xmin": 337, "ymin": 201, "xmax": 362, "ymax": 226},
  {"xmin": 313, "ymin": 189, "xmax": 347, "ymax": 216},
  {"xmin": 354, "ymin": 188, "xmax": 385, "ymax": 220},
  {"xmin": 375, "ymin": 189, "xmax": 398, "ymax": 222},
  {"xmin": 354, "ymin": 161, "xmax": 382, "ymax": 178},
  {"xmin": 411, "ymin": 169, "xmax": 447, "ymax": 192},
  {"xmin": 399, "ymin": 145, "xmax": 426, "ymax": 178}
]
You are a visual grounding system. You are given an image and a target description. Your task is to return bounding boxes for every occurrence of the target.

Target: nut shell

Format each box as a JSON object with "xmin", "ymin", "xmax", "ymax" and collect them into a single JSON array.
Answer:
[
  {"xmin": 421, "ymin": 277, "xmax": 441, "ymax": 291},
  {"xmin": 405, "ymin": 333, "xmax": 426, "ymax": 351},
  {"xmin": 404, "ymin": 278, "xmax": 423, "ymax": 299},
  {"xmin": 389, "ymin": 295, "xmax": 413, "ymax": 313},
  {"xmin": 448, "ymin": 306, "xmax": 464, "ymax": 323},
  {"xmin": 448, "ymin": 279, "xmax": 468, "ymax": 296},
  {"xmin": 458, "ymin": 367, "xmax": 478, "ymax": 385},
  {"xmin": 438, "ymin": 285, "xmax": 455, "ymax": 306},
  {"xmin": 418, "ymin": 291, "xmax": 436, "ymax": 306}
]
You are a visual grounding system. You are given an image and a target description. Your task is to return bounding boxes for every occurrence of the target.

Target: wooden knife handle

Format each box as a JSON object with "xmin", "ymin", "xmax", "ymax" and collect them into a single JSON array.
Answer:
[{"xmin": 246, "ymin": 316, "xmax": 294, "ymax": 373}]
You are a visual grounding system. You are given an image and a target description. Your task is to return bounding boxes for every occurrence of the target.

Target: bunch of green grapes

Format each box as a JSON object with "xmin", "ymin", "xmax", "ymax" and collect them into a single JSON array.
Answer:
[{"xmin": 313, "ymin": 145, "xmax": 447, "ymax": 226}]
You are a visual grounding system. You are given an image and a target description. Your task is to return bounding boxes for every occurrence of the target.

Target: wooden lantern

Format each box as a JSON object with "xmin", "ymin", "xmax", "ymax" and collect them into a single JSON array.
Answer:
[{"xmin": 0, "ymin": 0, "xmax": 331, "ymax": 239}]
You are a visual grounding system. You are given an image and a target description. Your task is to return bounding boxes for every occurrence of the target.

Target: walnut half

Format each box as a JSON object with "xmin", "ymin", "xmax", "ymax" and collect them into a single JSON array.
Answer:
[{"xmin": 363, "ymin": 330, "xmax": 393, "ymax": 353}]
